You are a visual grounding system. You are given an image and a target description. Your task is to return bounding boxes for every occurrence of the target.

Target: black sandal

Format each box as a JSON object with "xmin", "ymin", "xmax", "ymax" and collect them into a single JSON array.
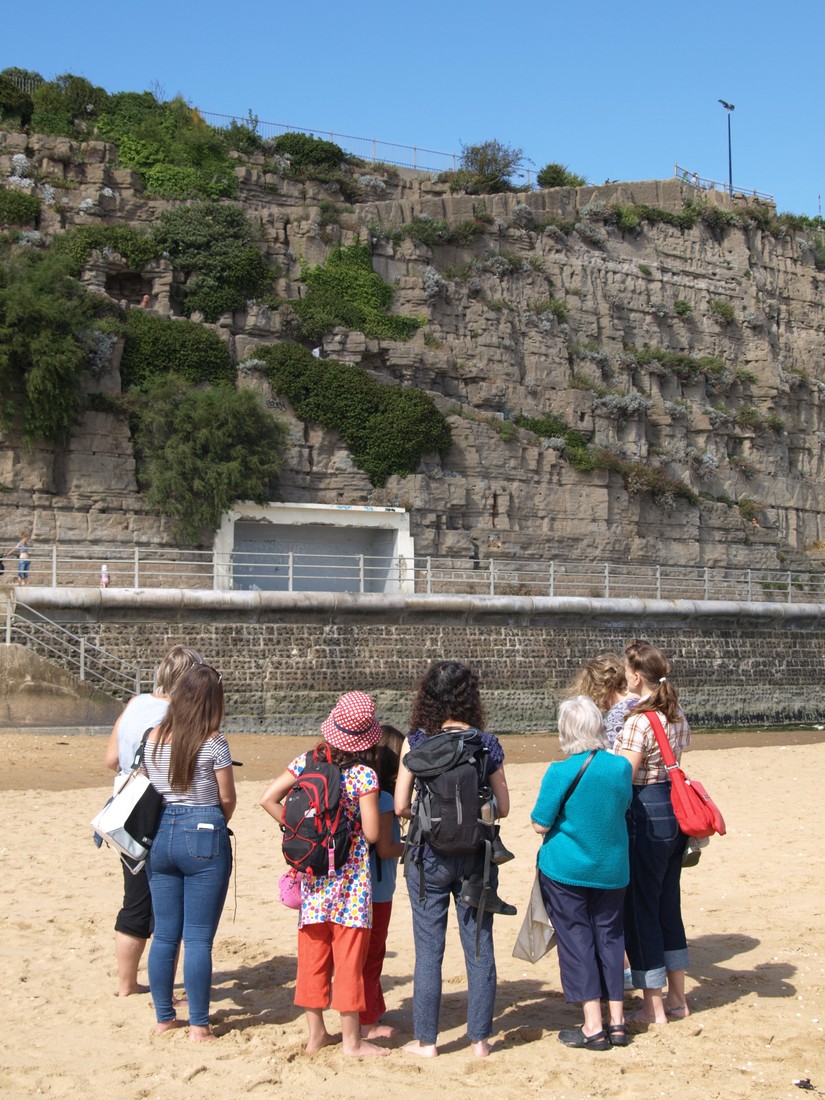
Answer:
[
  {"xmin": 608, "ymin": 1024, "xmax": 629, "ymax": 1047},
  {"xmin": 558, "ymin": 1027, "xmax": 611, "ymax": 1051}
]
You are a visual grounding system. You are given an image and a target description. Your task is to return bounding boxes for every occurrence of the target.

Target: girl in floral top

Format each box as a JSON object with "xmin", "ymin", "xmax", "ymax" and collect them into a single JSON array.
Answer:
[{"xmin": 260, "ymin": 692, "xmax": 387, "ymax": 1057}]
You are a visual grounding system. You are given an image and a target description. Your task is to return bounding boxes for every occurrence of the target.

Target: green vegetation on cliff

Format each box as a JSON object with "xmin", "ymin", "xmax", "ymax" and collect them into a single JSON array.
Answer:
[
  {"xmin": 131, "ymin": 374, "xmax": 287, "ymax": 542},
  {"xmin": 259, "ymin": 342, "xmax": 452, "ymax": 485},
  {"xmin": 293, "ymin": 242, "xmax": 423, "ymax": 342},
  {"xmin": 0, "ymin": 245, "xmax": 115, "ymax": 442}
]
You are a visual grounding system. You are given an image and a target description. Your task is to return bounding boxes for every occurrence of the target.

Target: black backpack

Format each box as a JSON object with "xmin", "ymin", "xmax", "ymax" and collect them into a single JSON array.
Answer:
[
  {"xmin": 281, "ymin": 744, "xmax": 354, "ymax": 876},
  {"xmin": 403, "ymin": 728, "xmax": 493, "ymax": 857}
]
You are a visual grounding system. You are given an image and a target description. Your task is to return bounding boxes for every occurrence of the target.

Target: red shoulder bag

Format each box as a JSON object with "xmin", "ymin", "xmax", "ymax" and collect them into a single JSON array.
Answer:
[{"xmin": 644, "ymin": 711, "xmax": 726, "ymax": 838}]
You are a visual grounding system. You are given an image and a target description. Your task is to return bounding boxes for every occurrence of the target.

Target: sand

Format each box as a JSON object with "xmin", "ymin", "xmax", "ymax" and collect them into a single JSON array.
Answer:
[{"xmin": 2, "ymin": 731, "xmax": 823, "ymax": 1100}]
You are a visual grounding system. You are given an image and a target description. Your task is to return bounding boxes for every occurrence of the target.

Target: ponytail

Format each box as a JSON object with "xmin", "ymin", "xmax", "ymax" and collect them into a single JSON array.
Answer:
[{"xmin": 625, "ymin": 640, "xmax": 681, "ymax": 723}]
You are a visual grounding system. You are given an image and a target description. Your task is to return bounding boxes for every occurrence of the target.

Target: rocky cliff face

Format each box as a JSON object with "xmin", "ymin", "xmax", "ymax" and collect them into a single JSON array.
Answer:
[{"xmin": 3, "ymin": 128, "xmax": 825, "ymax": 570}]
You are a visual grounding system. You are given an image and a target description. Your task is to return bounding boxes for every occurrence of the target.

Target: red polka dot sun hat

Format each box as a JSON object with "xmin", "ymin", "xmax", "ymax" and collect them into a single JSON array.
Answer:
[{"xmin": 321, "ymin": 691, "xmax": 382, "ymax": 751}]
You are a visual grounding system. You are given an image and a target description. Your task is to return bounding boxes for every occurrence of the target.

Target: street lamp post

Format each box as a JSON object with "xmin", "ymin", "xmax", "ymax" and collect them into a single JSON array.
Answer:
[{"xmin": 719, "ymin": 99, "xmax": 735, "ymax": 196}]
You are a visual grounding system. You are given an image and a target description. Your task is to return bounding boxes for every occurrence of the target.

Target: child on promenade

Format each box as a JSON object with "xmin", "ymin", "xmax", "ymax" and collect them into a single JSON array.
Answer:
[
  {"xmin": 260, "ymin": 692, "xmax": 389, "ymax": 1057},
  {"xmin": 361, "ymin": 725, "xmax": 405, "ymax": 1036}
]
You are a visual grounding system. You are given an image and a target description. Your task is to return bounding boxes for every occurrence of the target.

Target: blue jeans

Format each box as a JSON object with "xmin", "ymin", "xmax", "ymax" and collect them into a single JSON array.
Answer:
[
  {"xmin": 406, "ymin": 851, "xmax": 497, "ymax": 1044},
  {"xmin": 624, "ymin": 783, "xmax": 689, "ymax": 989},
  {"xmin": 146, "ymin": 804, "xmax": 232, "ymax": 1026}
]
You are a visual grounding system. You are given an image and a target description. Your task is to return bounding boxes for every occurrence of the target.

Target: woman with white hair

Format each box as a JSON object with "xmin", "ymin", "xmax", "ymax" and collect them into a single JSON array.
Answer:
[{"xmin": 531, "ymin": 695, "xmax": 633, "ymax": 1049}]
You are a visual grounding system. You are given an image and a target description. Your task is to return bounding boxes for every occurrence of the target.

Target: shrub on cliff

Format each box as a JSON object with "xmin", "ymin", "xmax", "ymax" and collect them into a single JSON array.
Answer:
[
  {"xmin": 293, "ymin": 241, "xmax": 423, "ymax": 341},
  {"xmin": 270, "ymin": 131, "xmax": 346, "ymax": 171},
  {"xmin": 0, "ymin": 187, "xmax": 40, "ymax": 226},
  {"xmin": 0, "ymin": 71, "xmax": 37, "ymax": 128},
  {"xmin": 97, "ymin": 92, "xmax": 237, "ymax": 199},
  {"xmin": 260, "ymin": 342, "xmax": 452, "ymax": 485},
  {"xmin": 54, "ymin": 224, "xmax": 162, "ymax": 274},
  {"xmin": 131, "ymin": 374, "xmax": 287, "ymax": 543},
  {"xmin": 0, "ymin": 245, "xmax": 114, "ymax": 442},
  {"xmin": 446, "ymin": 139, "xmax": 526, "ymax": 195},
  {"xmin": 120, "ymin": 310, "xmax": 235, "ymax": 390},
  {"xmin": 153, "ymin": 202, "xmax": 273, "ymax": 321},
  {"xmin": 536, "ymin": 162, "xmax": 587, "ymax": 189},
  {"xmin": 30, "ymin": 73, "xmax": 108, "ymax": 136}
]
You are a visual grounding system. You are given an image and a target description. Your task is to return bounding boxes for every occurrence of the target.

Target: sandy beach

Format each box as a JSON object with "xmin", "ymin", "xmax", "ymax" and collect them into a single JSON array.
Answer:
[{"xmin": 2, "ymin": 731, "xmax": 823, "ymax": 1100}]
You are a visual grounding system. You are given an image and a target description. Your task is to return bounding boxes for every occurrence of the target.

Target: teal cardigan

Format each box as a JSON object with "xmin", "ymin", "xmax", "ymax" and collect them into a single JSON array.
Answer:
[{"xmin": 530, "ymin": 750, "xmax": 632, "ymax": 890}]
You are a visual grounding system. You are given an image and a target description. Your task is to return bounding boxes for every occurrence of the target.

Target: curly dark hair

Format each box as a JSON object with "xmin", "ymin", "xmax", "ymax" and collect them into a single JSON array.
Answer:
[{"xmin": 410, "ymin": 660, "xmax": 485, "ymax": 736}]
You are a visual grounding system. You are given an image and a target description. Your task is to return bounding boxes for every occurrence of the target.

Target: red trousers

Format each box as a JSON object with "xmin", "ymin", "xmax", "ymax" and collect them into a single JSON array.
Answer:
[
  {"xmin": 360, "ymin": 900, "xmax": 393, "ymax": 1025},
  {"xmin": 295, "ymin": 922, "xmax": 370, "ymax": 1012}
]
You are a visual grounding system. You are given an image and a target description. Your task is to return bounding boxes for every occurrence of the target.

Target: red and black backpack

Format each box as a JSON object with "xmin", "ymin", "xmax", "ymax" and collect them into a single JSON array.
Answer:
[{"xmin": 281, "ymin": 744, "xmax": 355, "ymax": 876}]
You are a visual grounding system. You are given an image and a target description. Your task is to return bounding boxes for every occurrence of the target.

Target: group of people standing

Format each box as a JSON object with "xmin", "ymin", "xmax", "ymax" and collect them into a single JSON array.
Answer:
[{"xmin": 103, "ymin": 640, "xmax": 694, "ymax": 1054}]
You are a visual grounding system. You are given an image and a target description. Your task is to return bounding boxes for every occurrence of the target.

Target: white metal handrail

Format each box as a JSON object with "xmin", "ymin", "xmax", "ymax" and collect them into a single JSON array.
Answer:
[
  {"xmin": 7, "ymin": 546, "xmax": 825, "ymax": 605},
  {"xmin": 7, "ymin": 601, "xmax": 144, "ymax": 700}
]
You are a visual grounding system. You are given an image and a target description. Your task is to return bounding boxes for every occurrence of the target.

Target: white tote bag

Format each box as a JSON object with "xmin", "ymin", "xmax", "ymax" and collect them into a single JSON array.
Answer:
[{"xmin": 91, "ymin": 769, "xmax": 163, "ymax": 873}]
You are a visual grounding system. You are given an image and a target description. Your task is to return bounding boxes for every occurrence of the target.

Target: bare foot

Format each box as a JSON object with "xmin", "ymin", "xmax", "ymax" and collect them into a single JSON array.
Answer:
[
  {"xmin": 189, "ymin": 1025, "xmax": 215, "ymax": 1042},
  {"xmin": 629, "ymin": 1009, "xmax": 668, "ymax": 1025},
  {"xmin": 343, "ymin": 1039, "xmax": 391, "ymax": 1057},
  {"xmin": 154, "ymin": 1019, "xmax": 185, "ymax": 1036},
  {"xmin": 471, "ymin": 1039, "xmax": 492, "ymax": 1058},
  {"xmin": 306, "ymin": 1032, "xmax": 340, "ymax": 1054},
  {"xmin": 404, "ymin": 1040, "xmax": 438, "ymax": 1058},
  {"xmin": 665, "ymin": 1002, "xmax": 690, "ymax": 1019},
  {"xmin": 362, "ymin": 1024, "xmax": 399, "ymax": 1039},
  {"xmin": 115, "ymin": 983, "xmax": 150, "ymax": 997}
]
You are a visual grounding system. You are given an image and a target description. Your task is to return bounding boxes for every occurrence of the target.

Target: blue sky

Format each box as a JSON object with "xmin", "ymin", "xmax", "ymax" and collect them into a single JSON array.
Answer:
[{"xmin": 5, "ymin": 0, "xmax": 825, "ymax": 214}]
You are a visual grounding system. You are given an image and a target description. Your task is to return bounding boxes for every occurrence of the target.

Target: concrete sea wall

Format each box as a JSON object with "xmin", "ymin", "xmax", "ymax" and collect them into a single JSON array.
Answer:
[{"xmin": 16, "ymin": 589, "xmax": 825, "ymax": 733}]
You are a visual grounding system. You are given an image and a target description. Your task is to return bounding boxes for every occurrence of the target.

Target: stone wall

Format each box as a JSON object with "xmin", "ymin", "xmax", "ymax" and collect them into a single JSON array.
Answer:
[{"xmin": 17, "ymin": 589, "xmax": 825, "ymax": 733}]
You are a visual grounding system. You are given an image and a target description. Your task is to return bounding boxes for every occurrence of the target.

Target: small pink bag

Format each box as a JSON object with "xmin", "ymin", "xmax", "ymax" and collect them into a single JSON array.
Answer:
[{"xmin": 279, "ymin": 870, "xmax": 303, "ymax": 909}]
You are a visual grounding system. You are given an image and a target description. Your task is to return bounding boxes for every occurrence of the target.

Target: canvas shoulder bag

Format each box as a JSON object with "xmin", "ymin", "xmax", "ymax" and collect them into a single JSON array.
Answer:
[{"xmin": 90, "ymin": 728, "xmax": 164, "ymax": 873}]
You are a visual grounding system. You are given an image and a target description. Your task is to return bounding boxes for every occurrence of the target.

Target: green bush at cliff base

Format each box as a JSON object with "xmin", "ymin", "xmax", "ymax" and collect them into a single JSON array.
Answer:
[
  {"xmin": 293, "ymin": 241, "xmax": 423, "ymax": 342},
  {"xmin": 153, "ymin": 202, "xmax": 273, "ymax": 321},
  {"xmin": 0, "ymin": 187, "xmax": 41, "ymax": 226},
  {"xmin": 120, "ymin": 309, "xmax": 235, "ymax": 390},
  {"xmin": 0, "ymin": 245, "xmax": 109, "ymax": 442},
  {"xmin": 131, "ymin": 374, "xmax": 287, "ymax": 543},
  {"xmin": 260, "ymin": 342, "xmax": 452, "ymax": 485}
]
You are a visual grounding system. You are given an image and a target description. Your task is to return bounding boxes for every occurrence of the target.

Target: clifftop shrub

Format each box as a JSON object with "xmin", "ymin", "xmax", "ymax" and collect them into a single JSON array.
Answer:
[
  {"xmin": 98, "ymin": 92, "xmax": 237, "ymax": 199},
  {"xmin": 30, "ymin": 73, "xmax": 108, "ymax": 136},
  {"xmin": 293, "ymin": 241, "xmax": 422, "ymax": 341},
  {"xmin": 443, "ymin": 139, "xmax": 525, "ymax": 195},
  {"xmin": 537, "ymin": 162, "xmax": 586, "ymax": 189},
  {"xmin": 270, "ymin": 132, "xmax": 346, "ymax": 170},
  {"xmin": 259, "ymin": 342, "xmax": 451, "ymax": 485}
]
